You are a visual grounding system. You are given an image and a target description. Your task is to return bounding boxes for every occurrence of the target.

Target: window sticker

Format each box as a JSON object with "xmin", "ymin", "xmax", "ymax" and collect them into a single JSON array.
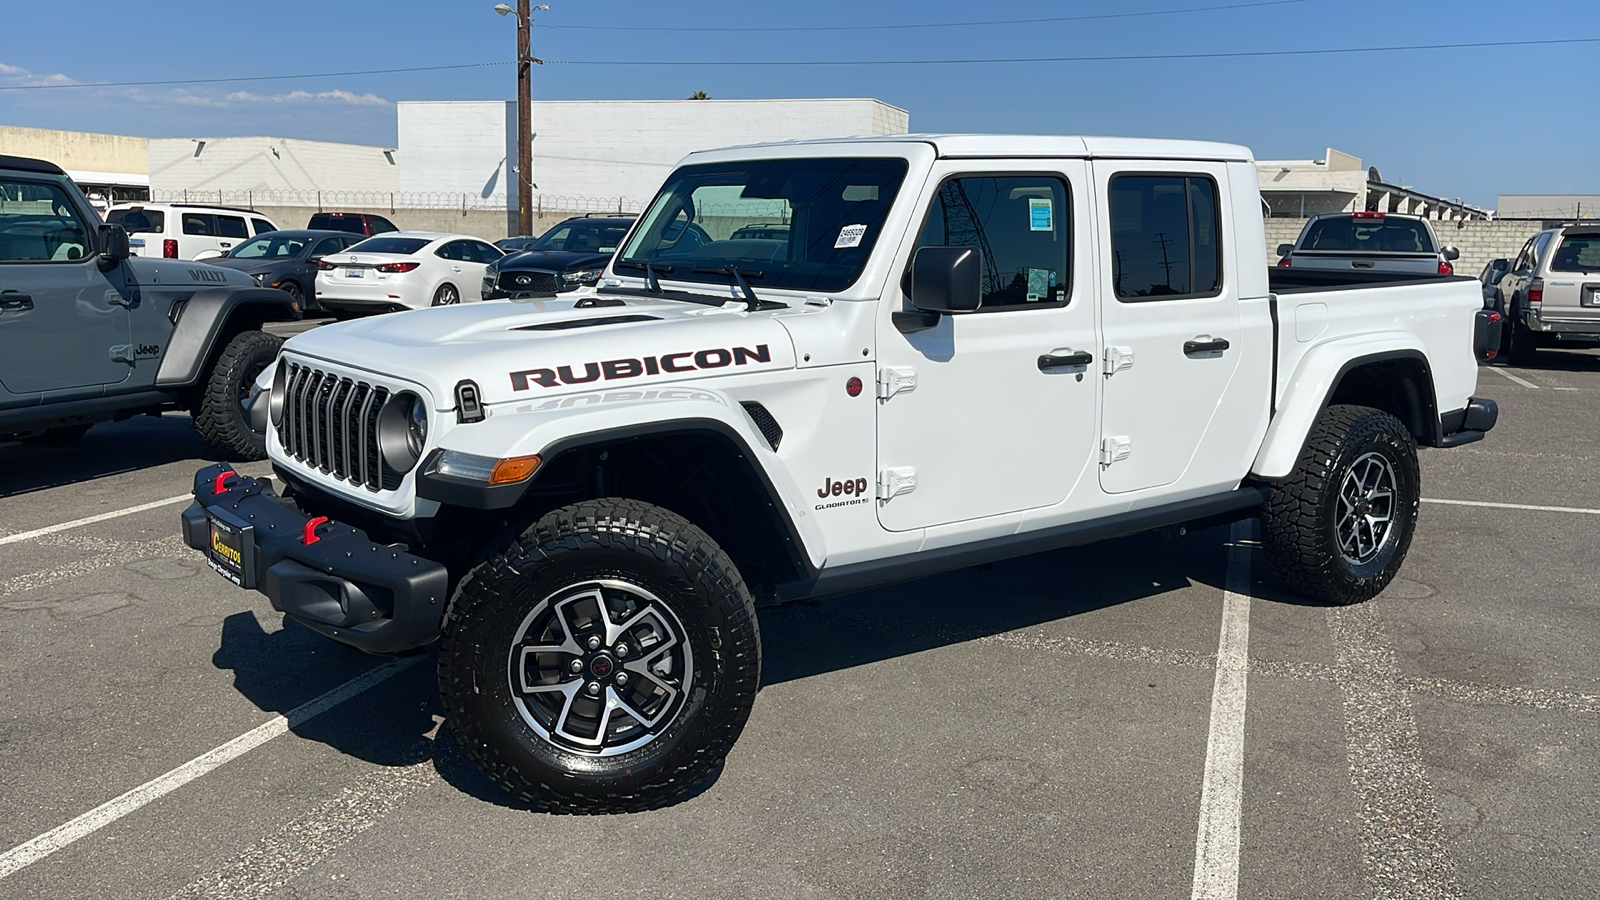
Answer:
[
  {"xmin": 1028, "ymin": 198, "xmax": 1053, "ymax": 232},
  {"xmin": 835, "ymin": 224, "xmax": 868, "ymax": 249},
  {"xmin": 1027, "ymin": 268, "xmax": 1051, "ymax": 301}
]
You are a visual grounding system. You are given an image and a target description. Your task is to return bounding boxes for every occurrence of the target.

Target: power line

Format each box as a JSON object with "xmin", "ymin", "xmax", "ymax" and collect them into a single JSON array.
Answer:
[
  {"xmin": 545, "ymin": 36, "xmax": 1600, "ymax": 66},
  {"xmin": 1, "ymin": 37, "xmax": 1597, "ymax": 92},
  {"xmin": 539, "ymin": 0, "xmax": 1309, "ymax": 33}
]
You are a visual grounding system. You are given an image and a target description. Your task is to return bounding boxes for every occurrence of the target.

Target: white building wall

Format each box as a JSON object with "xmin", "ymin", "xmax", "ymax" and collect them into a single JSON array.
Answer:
[
  {"xmin": 148, "ymin": 136, "xmax": 398, "ymax": 198},
  {"xmin": 397, "ymin": 98, "xmax": 910, "ymax": 212}
]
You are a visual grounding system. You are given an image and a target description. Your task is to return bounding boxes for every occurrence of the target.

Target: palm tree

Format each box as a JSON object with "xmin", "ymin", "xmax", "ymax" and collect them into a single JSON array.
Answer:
[{"xmin": 688, "ymin": 90, "xmax": 709, "ymax": 100}]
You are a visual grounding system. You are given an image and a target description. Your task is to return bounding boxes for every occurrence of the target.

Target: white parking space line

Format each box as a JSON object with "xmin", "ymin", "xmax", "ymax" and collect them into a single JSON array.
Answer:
[
  {"xmin": 1423, "ymin": 498, "xmax": 1600, "ymax": 516},
  {"xmin": 0, "ymin": 495, "xmax": 190, "ymax": 547},
  {"xmin": 0, "ymin": 656, "xmax": 424, "ymax": 882},
  {"xmin": 1190, "ymin": 520, "xmax": 1253, "ymax": 900},
  {"xmin": 1486, "ymin": 366, "xmax": 1539, "ymax": 389}
]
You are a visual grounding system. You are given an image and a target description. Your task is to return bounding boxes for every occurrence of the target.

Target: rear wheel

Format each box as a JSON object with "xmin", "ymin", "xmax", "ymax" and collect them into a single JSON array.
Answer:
[
  {"xmin": 193, "ymin": 330, "xmax": 282, "ymax": 461},
  {"xmin": 438, "ymin": 499, "xmax": 761, "ymax": 813},
  {"xmin": 1261, "ymin": 404, "xmax": 1420, "ymax": 605},
  {"xmin": 1507, "ymin": 309, "xmax": 1540, "ymax": 365},
  {"xmin": 432, "ymin": 283, "xmax": 460, "ymax": 306}
]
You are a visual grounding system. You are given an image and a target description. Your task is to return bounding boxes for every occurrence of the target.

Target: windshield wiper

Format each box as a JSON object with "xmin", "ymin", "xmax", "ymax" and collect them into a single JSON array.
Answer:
[
  {"xmin": 692, "ymin": 266, "xmax": 787, "ymax": 312},
  {"xmin": 614, "ymin": 259, "xmax": 673, "ymax": 294}
]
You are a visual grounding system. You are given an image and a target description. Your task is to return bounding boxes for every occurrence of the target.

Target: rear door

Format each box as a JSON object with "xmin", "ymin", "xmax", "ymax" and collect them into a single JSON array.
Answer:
[
  {"xmin": 214, "ymin": 214, "xmax": 250, "ymax": 255},
  {"xmin": 0, "ymin": 175, "xmax": 131, "ymax": 397},
  {"xmin": 875, "ymin": 161, "xmax": 1099, "ymax": 531},
  {"xmin": 180, "ymin": 212, "xmax": 221, "ymax": 259},
  {"xmin": 1093, "ymin": 162, "xmax": 1248, "ymax": 494},
  {"xmin": 1541, "ymin": 230, "xmax": 1600, "ymax": 326}
]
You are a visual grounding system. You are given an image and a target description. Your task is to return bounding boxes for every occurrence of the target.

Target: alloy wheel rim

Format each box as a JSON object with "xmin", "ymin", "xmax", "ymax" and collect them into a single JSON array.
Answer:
[
  {"xmin": 508, "ymin": 580, "xmax": 695, "ymax": 757},
  {"xmin": 1336, "ymin": 451, "xmax": 1398, "ymax": 565}
]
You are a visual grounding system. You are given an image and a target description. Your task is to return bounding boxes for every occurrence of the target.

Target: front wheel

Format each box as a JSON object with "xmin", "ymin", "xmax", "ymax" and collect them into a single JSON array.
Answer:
[
  {"xmin": 438, "ymin": 499, "xmax": 761, "ymax": 813},
  {"xmin": 193, "ymin": 330, "xmax": 282, "ymax": 461},
  {"xmin": 1261, "ymin": 404, "xmax": 1420, "ymax": 605}
]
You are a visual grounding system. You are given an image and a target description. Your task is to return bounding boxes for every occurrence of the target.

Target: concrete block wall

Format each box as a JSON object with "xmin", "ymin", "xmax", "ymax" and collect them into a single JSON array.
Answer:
[{"xmin": 1263, "ymin": 217, "xmax": 1550, "ymax": 277}]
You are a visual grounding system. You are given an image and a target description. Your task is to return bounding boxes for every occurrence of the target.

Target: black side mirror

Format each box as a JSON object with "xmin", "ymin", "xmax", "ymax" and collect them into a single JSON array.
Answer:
[
  {"xmin": 1277, "ymin": 243, "xmax": 1295, "ymax": 258},
  {"xmin": 98, "ymin": 223, "xmax": 129, "ymax": 268},
  {"xmin": 909, "ymin": 246, "xmax": 983, "ymax": 314},
  {"xmin": 1443, "ymin": 246, "xmax": 1460, "ymax": 262}
]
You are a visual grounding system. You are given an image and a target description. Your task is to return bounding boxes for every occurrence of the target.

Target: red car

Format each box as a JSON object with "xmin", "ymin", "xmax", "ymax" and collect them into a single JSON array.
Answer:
[{"xmin": 306, "ymin": 211, "xmax": 399, "ymax": 237}]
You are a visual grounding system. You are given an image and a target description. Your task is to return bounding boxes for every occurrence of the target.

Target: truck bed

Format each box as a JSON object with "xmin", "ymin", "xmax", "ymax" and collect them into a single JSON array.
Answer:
[{"xmin": 1269, "ymin": 267, "xmax": 1464, "ymax": 293}]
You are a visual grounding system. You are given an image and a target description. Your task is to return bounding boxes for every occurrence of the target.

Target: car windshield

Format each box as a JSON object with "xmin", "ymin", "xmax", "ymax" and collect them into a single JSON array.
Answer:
[
  {"xmin": 1551, "ymin": 235, "xmax": 1600, "ymax": 272},
  {"xmin": 107, "ymin": 208, "xmax": 164, "ymax": 234},
  {"xmin": 1301, "ymin": 216, "xmax": 1436, "ymax": 253},
  {"xmin": 229, "ymin": 235, "xmax": 309, "ymax": 259},
  {"xmin": 618, "ymin": 157, "xmax": 910, "ymax": 292},
  {"xmin": 531, "ymin": 222, "xmax": 631, "ymax": 253},
  {"xmin": 346, "ymin": 236, "xmax": 429, "ymax": 255}
]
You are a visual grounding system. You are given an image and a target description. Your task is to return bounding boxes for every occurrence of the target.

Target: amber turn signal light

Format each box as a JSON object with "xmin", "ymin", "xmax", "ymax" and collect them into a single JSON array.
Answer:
[{"xmin": 489, "ymin": 455, "xmax": 541, "ymax": 484}]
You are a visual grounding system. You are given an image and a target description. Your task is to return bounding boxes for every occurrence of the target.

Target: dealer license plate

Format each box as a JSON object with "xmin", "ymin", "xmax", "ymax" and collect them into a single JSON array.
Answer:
[{"xmin": 206, "ymin": 513, "xmax": 254, "ymax": 588}]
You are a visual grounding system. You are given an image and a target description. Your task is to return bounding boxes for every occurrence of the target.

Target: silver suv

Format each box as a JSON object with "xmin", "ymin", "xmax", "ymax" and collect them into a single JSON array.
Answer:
[{"xmin": 1489, "ymin": 225, "xmax": 1600, "ymax": 363}]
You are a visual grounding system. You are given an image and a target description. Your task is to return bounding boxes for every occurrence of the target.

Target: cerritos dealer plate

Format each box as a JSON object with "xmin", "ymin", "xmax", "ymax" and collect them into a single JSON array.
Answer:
[{"xmin": 205, "ymin": 508, "xmax": 257, "ymax": 589}]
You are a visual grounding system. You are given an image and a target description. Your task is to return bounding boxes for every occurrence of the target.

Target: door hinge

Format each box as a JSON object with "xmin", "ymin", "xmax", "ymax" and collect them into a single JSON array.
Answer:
[
  {"xmin": 109, "ymin": 344, "xmax": 135, "ymax": 364},
  {"xmin": 1100, "ymin": 436, "xmax": 1132, "ymax": 466},
  {"xmin": 877, "ymin": 366, "xmax": 917, "ymax": 400},
  {"xmin": 877, "ymin": 466, "xmax": 917, "ymax": 500},
  {"xmin": 1103, "ymin": 346, "xmax": 1135, "ymax": 375}
]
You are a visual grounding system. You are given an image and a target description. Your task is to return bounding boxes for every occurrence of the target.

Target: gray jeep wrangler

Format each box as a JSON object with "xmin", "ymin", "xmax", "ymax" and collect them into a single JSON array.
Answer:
[{"xmin": 0, "ymin": 155, "xmax": 298, "ymax": 458}]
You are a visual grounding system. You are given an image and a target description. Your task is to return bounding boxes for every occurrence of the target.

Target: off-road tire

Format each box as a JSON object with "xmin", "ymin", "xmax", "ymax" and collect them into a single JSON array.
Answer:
[
  {"xmin": 1261, "ymin": 404, "xmax": 1420, "ymax": 605},
  {"xmin": 21, "ymin": 423, "xmax": 92, "ymax": 446},
  {"xmin": 193, "ymin": 329, "xmax": 282, "ymax": 461},
  {"xmin": 439, "ymin": 499, "xmax": 761, "ymax": 814}
]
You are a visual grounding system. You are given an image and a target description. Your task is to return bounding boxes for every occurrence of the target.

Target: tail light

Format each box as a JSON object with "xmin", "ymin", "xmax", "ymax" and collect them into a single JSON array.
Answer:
[
  {"xmin": 316, "ymin": 260, "xmax": 338, "ymax": 271},
  {"xmin": 1277, "ymin": 256, "xmax": 1291, "ymax": 268},
  {"xmin": 163, "ymin": 239, "xmax": 178, "ymax": 258},
  {"xmin": 1353, "ymin": 211, "xmax": 1385, "ymax": 219},
  {"xmin": 1528, "ymin": 277, "xmax": 1544, "ymax": 305},
  {"xmin": 376, "ymin": 261, "xmax": 421, "ymax": 273},
  {"xmin": 1438, "ymin": 260, "xmax": 1454, "ymax": 275}
]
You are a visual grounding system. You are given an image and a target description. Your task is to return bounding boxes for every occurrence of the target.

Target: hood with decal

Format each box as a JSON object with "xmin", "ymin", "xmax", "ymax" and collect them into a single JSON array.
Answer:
[
  {"xmin": 126, "ymin": 257, "xmax": 255, "ymax": 287},
  {"xmin": 281, "ymin": 295, "xmax": 799, "ymax": 408}
]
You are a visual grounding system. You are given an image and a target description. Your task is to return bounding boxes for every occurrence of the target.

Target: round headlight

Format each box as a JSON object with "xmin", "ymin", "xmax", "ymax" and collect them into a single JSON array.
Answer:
[
  {"xmin": 406, "ymin": 395, "xmax": 428, "ymax": 457},
  {"xmin": 268, "ymin": 362, "xmax": 287, "ymax": 427}
]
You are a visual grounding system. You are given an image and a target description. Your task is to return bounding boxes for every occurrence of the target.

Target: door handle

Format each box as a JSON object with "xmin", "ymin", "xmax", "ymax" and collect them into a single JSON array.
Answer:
[
  {"xmin": 1038, "ymin": 350, "xmax": 1094, "ymax": 371},
  {"xmin": 0, "ymin": 291, "xmax": 33, "ymax": 311},
  {"xmin": 1183, "ymin": 337, "xmax": 1230, "ymax": 356}
]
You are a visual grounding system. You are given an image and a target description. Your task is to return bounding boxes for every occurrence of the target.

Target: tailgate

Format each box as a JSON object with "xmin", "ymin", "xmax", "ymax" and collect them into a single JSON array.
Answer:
[{"xmin": 1288, "ymin": 252, "xmax": 1439, "ymax": 274}]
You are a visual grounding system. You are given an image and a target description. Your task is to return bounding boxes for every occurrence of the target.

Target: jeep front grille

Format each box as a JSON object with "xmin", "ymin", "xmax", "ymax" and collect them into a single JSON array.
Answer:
[
  {"xmin": 499, "ymin": 270, "xmax": 560, "ymax": 294},
  {"xmin": 277, "ymin": 363, "xmax": 401, "ymax": 492}
]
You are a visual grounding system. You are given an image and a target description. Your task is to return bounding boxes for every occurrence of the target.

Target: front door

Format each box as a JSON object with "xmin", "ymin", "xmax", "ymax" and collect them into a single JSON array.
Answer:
[
  {"xmin": 0, "ymin": 175, "xmax": 130, "ymax": 398},
  {"xmin": 875, "ymin": 161, "xmax": 1099, "ymax": 532},
  {"xmin": 1092, "ymin": 161, "xmax": 1242, "ymax": 494}
]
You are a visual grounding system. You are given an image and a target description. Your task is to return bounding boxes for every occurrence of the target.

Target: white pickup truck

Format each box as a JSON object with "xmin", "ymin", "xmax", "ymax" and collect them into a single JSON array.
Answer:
[{"xmin": 181, "ymin": 135, "xmax": 1501, "ymax": 813}]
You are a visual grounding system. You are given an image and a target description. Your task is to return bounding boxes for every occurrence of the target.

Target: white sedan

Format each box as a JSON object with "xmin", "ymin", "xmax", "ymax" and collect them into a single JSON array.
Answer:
[{"xmin": 314, "ymin": 232, "xmax": 505, "ymax": 315}]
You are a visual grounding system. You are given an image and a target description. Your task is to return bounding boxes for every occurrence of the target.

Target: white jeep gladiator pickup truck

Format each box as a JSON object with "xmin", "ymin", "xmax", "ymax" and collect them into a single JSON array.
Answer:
[{"xmin": 181, "ymin": 135, "xmax": 1501, "ymax": 812}]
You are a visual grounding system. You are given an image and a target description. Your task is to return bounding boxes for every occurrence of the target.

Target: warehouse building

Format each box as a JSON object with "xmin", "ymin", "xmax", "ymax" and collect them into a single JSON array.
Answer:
[{"xmin": 1258, "ymin": 148, "xmax": 1488, "ymax": 221}]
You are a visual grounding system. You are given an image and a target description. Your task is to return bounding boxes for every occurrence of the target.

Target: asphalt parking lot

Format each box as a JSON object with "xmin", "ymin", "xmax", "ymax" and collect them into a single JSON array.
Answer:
[{"xmin": 1, "ymin": 343, "xmax": 1597, "ymax": 900}]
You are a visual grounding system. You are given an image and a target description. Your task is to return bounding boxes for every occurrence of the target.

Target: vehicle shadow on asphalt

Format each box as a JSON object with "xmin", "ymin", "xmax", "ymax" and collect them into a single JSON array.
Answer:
[
  {"xmin": 1495, "ymin": 350, "xmax": 1600, "ymax": 373},
  {"xmin": 209, "ymin": 525, "xmax": 1254, "ymax": 813},
  {"xmin": 0, "ymin": 415, "xmax": 226, "ymax": 498}
]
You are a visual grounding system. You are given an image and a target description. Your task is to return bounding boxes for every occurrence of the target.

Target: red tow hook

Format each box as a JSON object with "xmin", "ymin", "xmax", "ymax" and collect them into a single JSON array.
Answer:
[
  {"xmin": 302, "ymin": 516, "xmax": 330, "ymax": 545},
  {"xmin": 212, "ymin": 470, "xmax": 239, "ymax": 495}
]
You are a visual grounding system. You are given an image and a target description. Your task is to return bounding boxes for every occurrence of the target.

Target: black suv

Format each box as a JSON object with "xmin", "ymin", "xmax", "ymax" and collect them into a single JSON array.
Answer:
[
  {"xmin": 0, "ymin": 155, "xmax": 298, "ymax": 457},
  {"xmin": 482, "ymin": 215, "xmax": 634, "ymax": 298}
]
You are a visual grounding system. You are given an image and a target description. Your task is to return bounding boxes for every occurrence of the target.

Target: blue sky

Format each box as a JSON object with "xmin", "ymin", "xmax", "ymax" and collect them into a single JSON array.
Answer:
[{"xmin": 0, "ymin": 0, "xmax": 1594, "ymax": 208}]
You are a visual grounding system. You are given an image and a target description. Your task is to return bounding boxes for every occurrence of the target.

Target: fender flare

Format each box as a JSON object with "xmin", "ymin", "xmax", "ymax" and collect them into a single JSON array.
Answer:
[
  {"xmin": 416, "ymin": 392, "xmax": 824, "ymax": 577},
  {"xmin": 155, "ymin": 287, "xmax": 300, "ymax": 387},
  {"xmin": 1252, "ymin": 337, "xmax": 1435, "ymax": 480}
]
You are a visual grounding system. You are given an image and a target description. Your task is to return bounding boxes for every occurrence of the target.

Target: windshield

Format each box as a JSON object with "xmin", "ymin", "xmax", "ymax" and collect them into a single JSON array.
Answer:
[
  {"xmin": 229, "ymin": 234, "xmax": 309, "ymax": 259},
  {"xmin": 346, "ymin": 236, "xmax": 429, "ymax": 255},
  {"xmin": 1552, "ymin": 235, "xmax": 1600, "ymax": 272},
  {"xmin": 107, "ymin": 208, "xmax": 164, "ymax": 234},
  {"xmin": 618, "ymin": 157, "xmax": 909, "ymax": 292},
  {"xmin": 531, "ymin": 222, "xmax": 631, "ymax": 253},
  {"xmin": 1301, "ymin": 216, "xmax": 1436, "ymax": 254}
]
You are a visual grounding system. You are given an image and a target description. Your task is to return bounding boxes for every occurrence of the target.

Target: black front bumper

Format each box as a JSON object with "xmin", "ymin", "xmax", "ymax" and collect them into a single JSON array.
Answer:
[
  {"xmin": 180, "ymin": 463, "xmax": 449, "ymax": 654},
  {"xmin": 1437, "ymin": 396, "xmax": 1499, "ymax": 448}
]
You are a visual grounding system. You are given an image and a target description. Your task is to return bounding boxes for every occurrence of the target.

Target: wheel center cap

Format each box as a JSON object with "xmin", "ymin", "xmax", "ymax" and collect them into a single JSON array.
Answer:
[{"xmin": 589, "ymin": 653, "xmax": 616, "ymax": 679}]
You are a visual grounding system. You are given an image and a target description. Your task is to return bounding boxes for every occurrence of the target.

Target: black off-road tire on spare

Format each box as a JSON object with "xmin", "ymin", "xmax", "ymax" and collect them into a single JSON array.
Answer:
[
  {"xmin": 1261, "ymin": 404, "xmax": 1421, "ymax": 606},
  {"xmin": 439, "ymin": 498, "xmax": 762, "ymax": 814},
  {"xmin": 193, "ymin": 329, "xmax": 283, "ymax": 462}
]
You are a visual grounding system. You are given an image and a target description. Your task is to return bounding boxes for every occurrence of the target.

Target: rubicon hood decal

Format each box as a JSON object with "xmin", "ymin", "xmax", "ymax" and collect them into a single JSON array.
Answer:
[{"xmin": 511, "ymin": 344, "xmax": 772, "ymax": 390}]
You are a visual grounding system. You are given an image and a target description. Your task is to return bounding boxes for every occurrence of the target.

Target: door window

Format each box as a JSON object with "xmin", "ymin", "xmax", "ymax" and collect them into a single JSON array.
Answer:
[
  {"xmin": 435, "ymin": 240, "xmax": 467, "ymax": 261},
  {"xmin": 251, "ymin": 218, "xmax": 275, "ymax": 235},
  {"xmin": 182, "ymin": 214, "xmax": 215, "ymax": 236},
  {"xmin": 0, "ymin": 178, "xmax": 91, "ymax": 262},
  {"xmin": 1108, "ymin": 174, "xmax": 1223, "ymax": 301},
  {"xmin": 1533, "ymin": 231, "xmax": 1555, "ymax": 266},
  {"xmin": 215, "ymin": 216, "xmax": 249, "ymax": 239},
  {"xmin": 467, "ymin": 241, "xmax": 503, "ymax": 264},
  {"xmin": 912, "ymin": 175, "xmax": 1072, "ymax": 309},
  {"xmin": 310, "ymin": 237, "xmax": 345, "ymax": 258},
  {"xmin": 107, "ymin": 208, "xmax": 164, "ymax": 234}
]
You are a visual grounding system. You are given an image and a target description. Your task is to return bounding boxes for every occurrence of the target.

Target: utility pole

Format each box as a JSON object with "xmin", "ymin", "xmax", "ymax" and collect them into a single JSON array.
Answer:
[{"xmin": 496, "ymin": 2, "xmax": 546, "ymax": 237}]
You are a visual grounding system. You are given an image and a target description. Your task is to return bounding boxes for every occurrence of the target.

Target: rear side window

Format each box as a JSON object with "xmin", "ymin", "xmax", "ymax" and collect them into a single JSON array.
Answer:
[
  {"xmin": 1301, "ymin": 216, "xmax": 1435, "ymax": 254},
  {"xmin": 251, "ymin": 218, "xmax": 275, "ymax": 235},
  {"xmin": 108, "ymin": 208, "xmax": 164, "ymax": 234},
  {"xmin": 308, "ymin": 214, "xmax": 363, "ymax": 235},
  {"xmin": 1551, "ymin": 235, "xmax": 1600, "ymax": 272},
  {"xmin": 348, "ymin": 237, "xmax": 428, "ymax": 255},
  {"xmin": 367, "ymin": 216, "xmax": 397, "ymax": 234},
  {"xmin": 215, "ymin": 215, "xmax": 248, "ymax": 239},
  {"xmin": 1109, "ymin": 174, "xmax": 1222, "ymax": 300},
  {"xmin": 913, "ymin": 174, "xmax": 1072, "ymax": 309},
  {"xmin": 468, "ymin": 241, "xmax": 504, "ymax": 263},
  {"xmin": 182, "ymin": 214, "xmax": 215, "ymax": 236}
]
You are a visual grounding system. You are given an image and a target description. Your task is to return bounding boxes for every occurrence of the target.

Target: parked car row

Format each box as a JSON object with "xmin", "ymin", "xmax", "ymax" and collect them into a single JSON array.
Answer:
[
  {"xmin": 104, "ymin": 204, "xmax": 399, "ymax": 262},
  {"xmin": 1478, "ymin": 224, "xmax": 1600, "ymax": 363}
]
